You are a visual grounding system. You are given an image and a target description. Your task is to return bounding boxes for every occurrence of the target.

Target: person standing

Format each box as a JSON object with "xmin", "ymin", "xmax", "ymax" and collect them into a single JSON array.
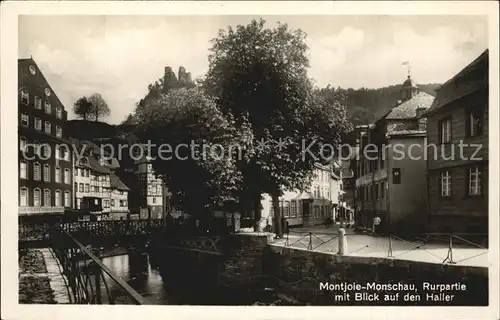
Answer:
[{"xmin": 372, "ymin": 216, "xmax": 381, "ymax": 235}]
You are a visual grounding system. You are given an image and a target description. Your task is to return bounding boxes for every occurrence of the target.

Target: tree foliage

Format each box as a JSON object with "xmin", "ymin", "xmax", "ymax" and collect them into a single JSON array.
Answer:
[
  {"xmin": 134, "ymin": 88, "xmax": 251, "ymax": 218},
  {"xmin": 204, "ymin": 19, "xmax": 353, "ymax": 233},
  {"xmin": 134, "ymin": 19, "xmax": 353, "ymax": 234},
  {"xmin": 73, "ymin": 97, "xmax": 94, "ymax": 121},
  {"xmin": 73, "ymin": 93, "xmax": 111, "ymax": 122}
]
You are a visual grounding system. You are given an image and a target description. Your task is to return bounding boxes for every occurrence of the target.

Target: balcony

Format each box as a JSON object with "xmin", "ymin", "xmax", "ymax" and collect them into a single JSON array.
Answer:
[{"xmin": 19, "ymin": 206, "xmax": 65, "ymax": 216}]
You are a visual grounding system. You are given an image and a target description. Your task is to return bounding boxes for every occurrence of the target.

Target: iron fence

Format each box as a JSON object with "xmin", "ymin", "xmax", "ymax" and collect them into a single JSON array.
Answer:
[
  {"xmin": 274, "ymin": 230, "xmax": 488, "ymax": 267},
  {"xmin": 50, "ymin": 227, "xmax": 146, "ymax": 305}
]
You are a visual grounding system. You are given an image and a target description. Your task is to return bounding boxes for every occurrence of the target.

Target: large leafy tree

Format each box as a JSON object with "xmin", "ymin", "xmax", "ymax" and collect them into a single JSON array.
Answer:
[
  {"xmin": 73, "ymin": 93, "xmax": 111, "ymax": 122},
  {"xmin": 87, "ymin": 93, "xmax": 111, "ymax": 122},
  {"xmin": 73, "ymin": 96, "xmax": 94, "ymax": 120},
  {"xmin": 134, "ymin": 88, "xmax": 251, "ymax": 219},
  {"xmin": 204, "ymin": 19, "xmax": 352, "ymax": 235}
]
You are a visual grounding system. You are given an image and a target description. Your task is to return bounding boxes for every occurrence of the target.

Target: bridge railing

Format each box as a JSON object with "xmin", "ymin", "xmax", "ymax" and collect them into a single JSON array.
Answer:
[{"xmin": 50, "ymin": 227, "xmax": 147, "ymax": 305}]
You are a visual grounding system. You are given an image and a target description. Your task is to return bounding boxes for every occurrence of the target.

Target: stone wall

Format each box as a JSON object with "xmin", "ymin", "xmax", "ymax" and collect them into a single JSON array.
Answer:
[
  {"xmin": 218, "ymin": 233, "xmax": 271, "ymax": 288},
  {"xmin": 264, "ymin": 246, "xmax": 488, "ymax": 306}
]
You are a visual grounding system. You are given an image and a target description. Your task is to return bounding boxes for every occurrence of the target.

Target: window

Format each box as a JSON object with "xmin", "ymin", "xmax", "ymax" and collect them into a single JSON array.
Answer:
[
  {"xmin": 21, "ymin": 114, "xmax": 29, "ymax": 127},
  {"xmin": 21, "ymin": 90, "xmax": 29, "ymax": 105},
  {"xmin": 33, "ymin": 188, "xmax": 41, "ymax": 207},
  {"xmin": 64, "ymin": 149, "xmax": 70, "ymax": 161},
  {"xmin": 45, "ymin": 101, "xmax": 51, "ymax": 114},
  {"xmin": 43, "ymin": 164, "xmax": 50, "ymax": 182},
  {"xmin": 20, "ymin": 162, "xmax": 27, "ymax": 179},
  {"xmin": 290, "ymin": 200, "xmax": 297, "ymax": 218},
  {"xmin": 93, "ymin": 186, "xmax": 98, "ymax": 192},
  {"xmin": 468, "ymin": 166, "xmax": 482, "ymax": 196},
  {"xmin": 55, "ymin": 147, "xmax": 60, "ymax": 160},
  {"xmin": 79, "ymin": 183, "xmax": 84, "ymax": 193},
  {"xmin": 439, "ymin": 118, "xmax": 452, "ymax": 144},
  {"xmin": 64, "ymin": 191, "xmax": 71, "ymax": 207},
  {"xmin": 111, "ymin": 199, "xmax": 115, "ymax": 207},
  {"xmin": 153, "ymin": 197, "xmax": 156, "ymax": 204},
  {"xmin": 35, "ymin": 96, "xmax": 42, "ymax": 109},
  {"xmin": 75, "ymin": 168, "xmax": 79, "ymax": 176},
  {"xmin": 55, "ymin": 167, "xmax": 61, "ymax": 183},
  {"xmin": 381, "ymin": 182, "xmax": 385, "ymax": 199},
  {"xmin": 283, "ymin": 201, "xmax": 290, "ymax": 218},
  {"xmin": 120, "ymin": 200, "xmax": 127, "ymax": 207},
  {"xmin": 42, "ymin": 145, "xmax": 51, "ymax": 158},
  {"xmin": 55, "ymin": 190, "xmax": 61, "ymax": 206},
  {"xmin": 440, "ymin": 171, "xmax": 452, "ymax": 198},
  {"xmin": 20, "ymin": 137, "xmax": 27, "ymax": 151},
  {"xmin": 33, "ymin": 163, "xmax": 41, "ymax": 180},
  {"xmin": 44, "ymin": 121, "xmax": 51, "ymax": 134},
  {"xmin": 44, "ymin": 189, "xmax": 51, "ymax": 207},
  {"xmin": 466, "ymin": 109, "xmax": 484, "ymax": 137},
  {"xmin": 20, "ymin": 187, "xmax": 28, "ymax": 206},
  {"xmin": 85, "ymin": 184, "xmax": 90, "ymax": 193},
  {"xmin": 64, "ymin": 168, "xmax": 71, "ymax": 184},
  {"xmin": 56, "ymin": 126, "xmax": 62, "ymax": 138},
  {"xmin": 34, "ymin": 118, "xmax": 42, "ymax": 131},
  {"xmin": 56, "ymin": 107, "xmax": 62, "ymax": 119}
]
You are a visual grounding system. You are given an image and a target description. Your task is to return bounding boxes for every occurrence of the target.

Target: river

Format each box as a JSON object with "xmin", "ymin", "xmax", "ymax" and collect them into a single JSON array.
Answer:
[{"xmin": 100, "ymin": 252, "xmax": 279, "ymax": 305}]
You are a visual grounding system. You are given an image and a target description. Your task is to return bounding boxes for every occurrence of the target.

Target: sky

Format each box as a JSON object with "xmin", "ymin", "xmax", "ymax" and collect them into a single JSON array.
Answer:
[{"xmin": 19, "ymin": 15, "xmax": 488, "ymax": 124}]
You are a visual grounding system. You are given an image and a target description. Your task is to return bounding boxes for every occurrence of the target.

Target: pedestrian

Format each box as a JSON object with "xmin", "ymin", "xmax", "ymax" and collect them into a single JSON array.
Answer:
[{"xmin": 372, "ymin": 216, "xmax": 381, "ymax": 235}]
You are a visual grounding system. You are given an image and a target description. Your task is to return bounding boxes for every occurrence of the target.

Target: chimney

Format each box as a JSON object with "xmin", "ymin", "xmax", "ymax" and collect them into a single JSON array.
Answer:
[{"xmin": 415, "ymin": 107, "xmax": 426, "ymax": 119}]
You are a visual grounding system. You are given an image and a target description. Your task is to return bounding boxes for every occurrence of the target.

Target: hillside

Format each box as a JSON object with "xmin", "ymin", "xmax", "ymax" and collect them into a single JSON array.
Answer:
[{"xmin": 339, "ymin": 83, "xmax": 441, "ymax": 125}]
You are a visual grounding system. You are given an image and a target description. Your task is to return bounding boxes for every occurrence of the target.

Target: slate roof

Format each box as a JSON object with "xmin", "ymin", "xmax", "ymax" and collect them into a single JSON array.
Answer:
[
  {"xmin": 71, "ymin": 137, "xmax": 111, "ymax": 174},
  {"xmin": 385, "ymin": 92, "xmax": 435, "ymax": 120},
  {"xmin": 110, "ymin": 174, "xmax": 130, "ymax": 191},
  {"xmin": 424, "ymin": 49, "xmax": 488, "ymax": 116}
]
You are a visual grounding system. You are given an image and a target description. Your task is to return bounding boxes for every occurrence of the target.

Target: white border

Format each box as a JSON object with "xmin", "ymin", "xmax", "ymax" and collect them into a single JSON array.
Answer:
[{"xmin": 1, "ymin": 2, "xmax": 499, "ymax": 320}]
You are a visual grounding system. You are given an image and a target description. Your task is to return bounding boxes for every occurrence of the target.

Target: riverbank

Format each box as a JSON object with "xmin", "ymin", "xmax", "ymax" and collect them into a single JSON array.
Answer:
[{"xmin": 18, "ymin": 248, "xmax": 71, "ymax": 304}]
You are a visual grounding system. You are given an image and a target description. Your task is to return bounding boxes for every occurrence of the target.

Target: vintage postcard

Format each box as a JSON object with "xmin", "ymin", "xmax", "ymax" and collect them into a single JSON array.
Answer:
[{"xmin": 1, "ymin": 1, "xmax": 499, "ymax": 320}]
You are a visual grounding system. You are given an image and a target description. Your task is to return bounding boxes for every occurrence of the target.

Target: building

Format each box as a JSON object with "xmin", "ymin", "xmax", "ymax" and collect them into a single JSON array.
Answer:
[
  {"xmin": 355, "ymin": 75, "xmax": 435, "ymax": 234},
  {"xmin": 260, "ymin": 162, "xmax": 344, "ymax": 228},
  {"xmin": 110, "ymin": 174, "xmax": 130, "ymax": 220},
  {"xmin": 423, "ymin": 49, "xmax": 488, "ymax": 235},
  {"xmin": 18, "ymin": 58, "xmax": 73, "ymax": 221},
  {"xmin": 134, "ymin": 152, "xmax": 164, "ymax": 219},
  {"xmin": 71, "ymin": 139, "xmax": 112, "ymax": 221}
]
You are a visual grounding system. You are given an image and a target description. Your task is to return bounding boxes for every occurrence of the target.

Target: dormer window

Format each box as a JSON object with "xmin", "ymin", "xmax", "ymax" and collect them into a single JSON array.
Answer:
[{"xmin": 56, "ymin": 107, "xmax": 62, "ymax": 119}]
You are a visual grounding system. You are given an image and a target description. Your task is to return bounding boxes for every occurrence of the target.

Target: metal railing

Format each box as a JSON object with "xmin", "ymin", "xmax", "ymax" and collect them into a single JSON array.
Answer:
[
  {"xmin": 274, "ymin": 229, "xmax": 488, "ymax": 266},
  {"xmin": 50, "ymin": 227, "xmax": 146, "ymax": 304}
]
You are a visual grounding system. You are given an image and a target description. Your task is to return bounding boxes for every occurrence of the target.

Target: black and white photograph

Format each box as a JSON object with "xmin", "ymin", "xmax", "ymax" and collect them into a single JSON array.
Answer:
[{"xmin": 1, "ymin": 2, "xmax": 499, "ymax": 320}]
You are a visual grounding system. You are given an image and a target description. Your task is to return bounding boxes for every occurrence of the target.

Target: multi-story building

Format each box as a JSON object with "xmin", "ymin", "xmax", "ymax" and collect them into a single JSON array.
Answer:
[
  {"xmin": 110, "ymin": 174, "xmax": 130, "ymax": 220},
  {"xmin": 71, "ymin": 139, "xmax": 112, "ymax": 221},
  {"xmin": 18, "ymin": 58, "xmax": 73, "ymax": 221},
  {"xmin": 260, "ymin": 162, "xmax": 343, "ymax": 228},
  {"xmin": 134, "ymin": 151, "xmax": 164, "ymax": 219},
  {"xmin": 423, "ymin": 49, "xmax": 488, "ymax": 235},
  {"xmin": 355, "ymin": 75, "xmax": 434, "ymax": 234}
]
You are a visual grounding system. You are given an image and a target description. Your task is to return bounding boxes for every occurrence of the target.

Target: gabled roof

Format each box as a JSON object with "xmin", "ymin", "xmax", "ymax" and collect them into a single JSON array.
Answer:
[
  {"xmin": 18, "ymin": 58, "xmax": 67, "ymax": 114},
  {"xmin": 110, "ymin": 174, "xmax": 130, "ymax": 191},
  {"xmin": 385, "ymin": 92, "xmax": 435, "ymax": 120},
  {"xmin": 424, "ymin": 49, "xmax": 488, "ymax": 116}
]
